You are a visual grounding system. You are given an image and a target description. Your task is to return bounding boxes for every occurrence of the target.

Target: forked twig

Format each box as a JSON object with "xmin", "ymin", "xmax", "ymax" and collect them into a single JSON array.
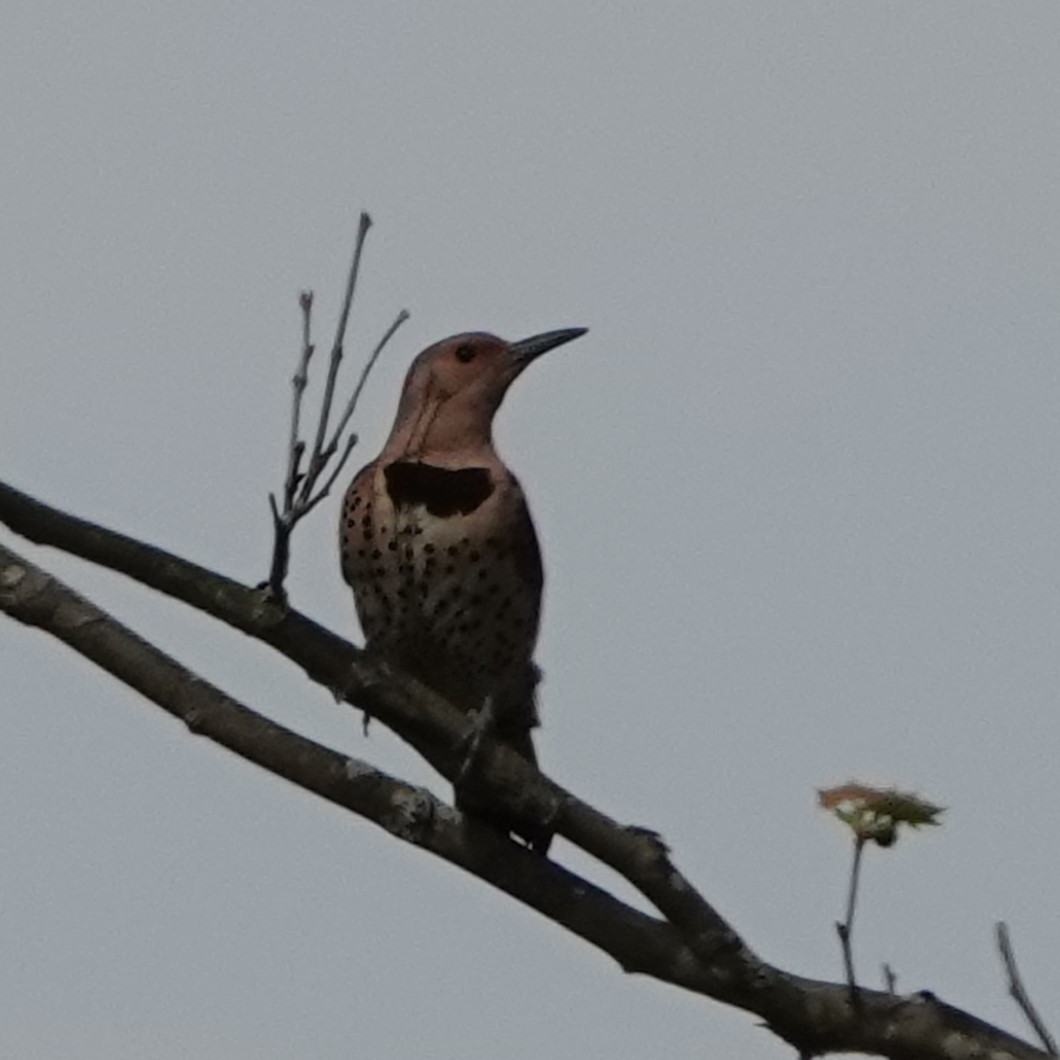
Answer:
[
  {"xmin": 996, "ymin": 922, "xmax": 1058, "ymax": 1056},
  {"xmin": 296, "ymin": 306, "xmax": 411, "ymax": 523},
  {"xmin": 265, "ymin": 212, "xmax": 409, "ymax": 601}
]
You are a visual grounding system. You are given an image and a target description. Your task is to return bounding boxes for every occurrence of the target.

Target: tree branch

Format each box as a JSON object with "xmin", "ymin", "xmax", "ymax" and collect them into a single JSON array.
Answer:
[
  {"xmin": 997, "ymin": 922, "xmax": 1058, "ymax": 1056},
  {"xmin": 303, "ymin": 211, "xmax": 373, "ymax": 496},
  {"xmin": 264, "ymin": 218, "xmax": 408, "ymax": 601},
  {"xmin": 0, "ymin": 538, "xmax": 708, "ymax": 990},
  {"xmin": 0, "ymin": 483, "xmax": 1050, "ymax": 1060},
  {"xmin": 0, "ymin": 480, "xmax": 748, "ymax": 963},
  {"xmin": 836, "ymin": 835, "xmax": 867, "ymax": 1000}
]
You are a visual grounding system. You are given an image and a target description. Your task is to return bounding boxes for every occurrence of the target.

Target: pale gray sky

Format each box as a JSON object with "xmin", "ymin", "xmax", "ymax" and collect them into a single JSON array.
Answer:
[{"xmin": 2, "ymin": 4, "xmax": 1058, "ymax": 1058}]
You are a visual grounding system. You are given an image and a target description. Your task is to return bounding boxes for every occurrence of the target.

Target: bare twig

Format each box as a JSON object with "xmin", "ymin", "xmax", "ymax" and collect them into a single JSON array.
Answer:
[
  {"xmin": 298, "ymin": 433, "xmax": 359, "ymax": 520},
  {"xmin": 302, "ymin": 211, "xmax": 372, "ymax": 497},
  {"xmin": 997, "ymin": 922, "xmax": 1058, "ymax": 1056},
  {"xmin": 283, "ymin": 291, "xmax": 315, "ymax": 510},
  {"xmin": 329, "ymin": 307, "xmax": 410, "ymax": 453},
  {"xmin": 264, "ymin": 214, "xmax": 409, "ymax": 601},
  {"xmin": 835, "ymin": 835, "xmax": 866, "ymax": 1001},
  {"xmin": 296, "ymin": 306, "xmax": 411, "ymax": 522},
  {"xmin": 266, "ymin": 293, "xmax": 312, "ymax": 597}
]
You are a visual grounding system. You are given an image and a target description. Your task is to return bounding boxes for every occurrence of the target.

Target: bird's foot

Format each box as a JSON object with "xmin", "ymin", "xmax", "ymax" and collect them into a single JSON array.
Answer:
[
  {"xmin": 251, "ymin": 576, "xmax": 290, "ymax": 608},
  {"xmin": 325, "ymin": 680, "xmax": 373, "ymax": 734}
]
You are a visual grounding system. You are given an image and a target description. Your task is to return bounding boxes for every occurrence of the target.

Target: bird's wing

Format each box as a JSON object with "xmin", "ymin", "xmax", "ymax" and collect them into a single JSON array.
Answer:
[{"xmin": 506, "ymin": 476, "xmax": 544, "ymax": 599}]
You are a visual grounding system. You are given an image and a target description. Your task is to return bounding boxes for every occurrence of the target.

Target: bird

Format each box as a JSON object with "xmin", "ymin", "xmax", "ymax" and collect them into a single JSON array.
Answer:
[{"xmin": 340, "ymin": 326, "xmax": 587, "ymax": 851}]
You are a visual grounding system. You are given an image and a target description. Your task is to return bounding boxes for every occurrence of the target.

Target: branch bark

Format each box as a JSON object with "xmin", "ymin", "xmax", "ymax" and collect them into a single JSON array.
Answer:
[{"xmin": 0, "ymin": 479, "xmax": 1049, "ymax": 1060}]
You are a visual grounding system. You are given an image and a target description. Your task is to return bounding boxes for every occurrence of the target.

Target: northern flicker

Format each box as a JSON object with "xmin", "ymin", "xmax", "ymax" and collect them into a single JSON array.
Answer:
[{"xmin": 340, "ymin": 327, "xmax": 587, "ymax": 851}]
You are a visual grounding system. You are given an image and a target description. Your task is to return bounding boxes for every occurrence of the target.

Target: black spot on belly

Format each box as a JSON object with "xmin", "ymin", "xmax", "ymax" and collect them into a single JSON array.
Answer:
[{"xmin": 384, "ymin": 461, "xmax": 493, "ymax": 517}]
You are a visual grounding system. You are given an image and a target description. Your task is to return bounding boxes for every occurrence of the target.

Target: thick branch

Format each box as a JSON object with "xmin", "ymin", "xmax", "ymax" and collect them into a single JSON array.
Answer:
[
  {"xmin": 0, "ymin": 481, "xmax": 748, "ymax": 965},
  {"xmin": 0, "ymin": 539, "xmax": 708, "ymax": 991},
  {"xmin": 0, "ymin": 484, "xmax": 1049, "ymax": 1060}
]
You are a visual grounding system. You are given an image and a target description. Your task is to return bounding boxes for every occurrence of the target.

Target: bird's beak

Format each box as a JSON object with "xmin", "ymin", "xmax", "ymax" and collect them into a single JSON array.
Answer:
[{"xmin": 509, "ymin": 327, "xmax": 588, "ymax": 365}]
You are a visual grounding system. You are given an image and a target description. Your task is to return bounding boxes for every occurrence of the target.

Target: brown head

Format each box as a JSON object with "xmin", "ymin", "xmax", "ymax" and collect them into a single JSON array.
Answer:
[{"xmin": 382, "ymin": 327, "xmax": 587, "ymax": 461}]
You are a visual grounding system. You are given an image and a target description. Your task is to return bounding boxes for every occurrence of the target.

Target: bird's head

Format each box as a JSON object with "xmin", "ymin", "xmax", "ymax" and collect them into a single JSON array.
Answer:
[{"xmin": 386, "ymin": 327, "xmax": 587, "ymax": 459}]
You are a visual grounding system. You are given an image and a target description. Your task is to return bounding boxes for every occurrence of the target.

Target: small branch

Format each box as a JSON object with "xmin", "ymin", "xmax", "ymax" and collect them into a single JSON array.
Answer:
[
  {"xmin": 299, "ymin": 433, "xmax": 360, "ymax": 519},
  {"xmin": 328, "ymin": 307, "xmax": 410, "ymax": 455},
  {"xmin": 263, "ymin": 214, "xmax": 407, "ymax": 600},
  {"xmin": 302, "ymin": 211, "xmax": 373, "ymax": 501},
  {"xmin": 265, "ymin": 292, "xmax": 316, "ymax": 600},
  {"xmin": 997, "ymin": 922, "xmax": 1058, "ymax": 1056},
  {"xmin": 283, "ymin": 292, "xmax": 315, "ymax": 508},
  {"xmin": 295, "ymin": 307, "xmax": 410, "ymax": 522},
  {"xmin": 289, "ymin": 293, "xmax": 315, "ymax": 490},
  {"xmin": 835, "ymin": 835, "xmax": 866, "ymax": 1000}
]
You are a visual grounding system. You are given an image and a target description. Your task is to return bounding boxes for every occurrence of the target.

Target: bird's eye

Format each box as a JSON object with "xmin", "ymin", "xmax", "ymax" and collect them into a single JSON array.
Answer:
[{"xmin": 455, "ymin": 345, "xmax": 476, "ymax": 363}]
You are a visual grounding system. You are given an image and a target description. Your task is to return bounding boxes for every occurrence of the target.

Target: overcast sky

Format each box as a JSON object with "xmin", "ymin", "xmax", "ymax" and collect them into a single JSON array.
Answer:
[{"xmin": 2, "ymin": 4, "xmax": 1059, "ymax": 1058}]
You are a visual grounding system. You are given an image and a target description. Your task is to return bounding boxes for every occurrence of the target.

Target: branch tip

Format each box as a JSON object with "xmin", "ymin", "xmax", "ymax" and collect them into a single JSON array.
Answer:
[{"xmin": 997, "ymin": 922, "xmax": 1058, "ymax": 1056}]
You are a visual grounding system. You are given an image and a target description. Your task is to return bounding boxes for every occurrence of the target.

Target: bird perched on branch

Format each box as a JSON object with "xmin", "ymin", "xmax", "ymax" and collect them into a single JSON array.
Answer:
[{"xmin": 340, "ymin": 326, "xmax": 587, "ymax": 852}]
